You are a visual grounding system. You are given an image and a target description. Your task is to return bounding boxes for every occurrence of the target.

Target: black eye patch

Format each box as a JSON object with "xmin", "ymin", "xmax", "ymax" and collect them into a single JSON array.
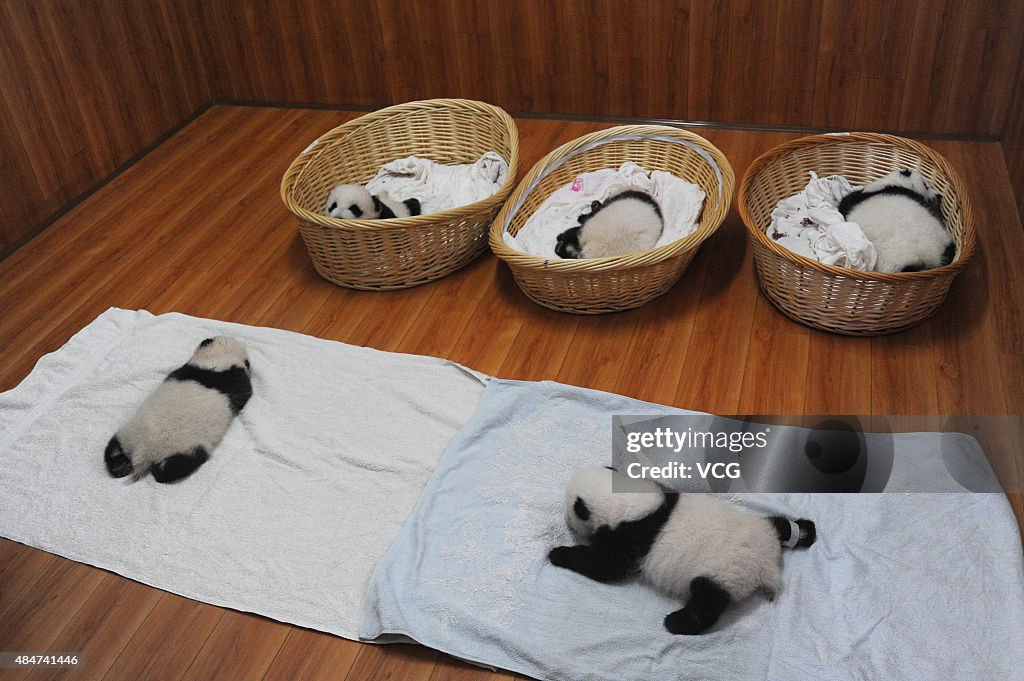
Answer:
[
  {"xmin": 244, "ymin": 359, "xmax": 251, "ymax": 369},
  {"xmin": 349, "ymin": 203, "xmax": 363, "ymax": 217},
  {"xmin": 574, "ymin": 497, "xmax": 590, "ymax": 520},
  {"xmin": 329, "ymin": 202, "xmax": 338, "ymax": 212},
  {"xmin": 200, "ymin": 338, "xmax": 214, "ymax": 347}
]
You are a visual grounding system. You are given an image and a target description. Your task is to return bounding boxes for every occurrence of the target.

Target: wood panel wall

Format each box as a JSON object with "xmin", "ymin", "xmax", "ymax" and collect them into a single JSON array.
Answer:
[
  {"xmin": 0, "ymin": 0, "xmax": 210, "ymax": 257},
  {"xmin": 1003, "ymin": 57, "xmax": 1024, "ymax": 218},
  {"xmin": 197, "ymin": 0, "xmax": 1024, "ymax": 138},
  {"xmin": 3, "ymin": 0, "xmax": 1023, "ymax": 258}
]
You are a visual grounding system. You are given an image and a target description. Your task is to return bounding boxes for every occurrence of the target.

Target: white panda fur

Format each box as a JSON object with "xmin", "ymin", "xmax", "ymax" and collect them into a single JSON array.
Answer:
[
  {"xmin": 325, "ymin": 184, "xmax": 377, "ymax": 219},
  {"xmin": 104, "ymin": 336, "xmax": 253, "ymax": 484},
  {"xmin": 554, "ymin": 190, "xmax": 664, "ymax": 259},
  {"xmin": 838, "ymin": 168, "xmax": 954, "ymax": 273},
  {"xmin": 325, "ymin": 184, "xmax": 422, "ymax": 220},
  {"xmin": 550, "ymin": 465, "xmax": 815, "ymax": 635}
]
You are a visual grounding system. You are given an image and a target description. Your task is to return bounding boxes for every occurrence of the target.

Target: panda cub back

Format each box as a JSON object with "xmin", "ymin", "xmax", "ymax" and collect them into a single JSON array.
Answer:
[
  {"xmin": 325, "ymin": 184, "xmax": 422, "ymax": 220},
  {"xmin": 563, "ymin": 467, "xmax": 782, "ymax": 600},
  {"xmin": 838, "ymin": 168, "xmax": 954, "ymax": 273},
  {"xmin": 105, "ymin": 336, "xmax": 252, "ymax": 483},
  {"xmin": 642, "ymin": 494, "xmax": 782, "ymax": 601},
  {"xmin": 551, "ymin": 465, "xmax": 815, "ymax": 634},
  {"xmin": 555, "ymin": 190, "xmax": 664, "ymax": 259}
]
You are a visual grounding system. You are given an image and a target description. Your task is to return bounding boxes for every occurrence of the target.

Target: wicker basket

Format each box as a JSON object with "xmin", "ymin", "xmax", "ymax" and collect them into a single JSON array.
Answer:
[
  {"xmin": 489, "ymin": 125, "xmax": 734, "ymax": 314},
  {"xmin": 739, "ymin": 133, "xmax": 976, "ymax": 336},
  {"xmin": 280, "ymin": 99, "xmax": 519, "ymax": 290}
]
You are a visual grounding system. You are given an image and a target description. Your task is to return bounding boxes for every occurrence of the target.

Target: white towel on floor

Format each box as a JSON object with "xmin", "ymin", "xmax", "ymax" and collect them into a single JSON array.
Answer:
[
  {"xmin": 361, "ymin": 380, "xmax": 1024, "ymax": 681},
  {"xmin": 768, "ymin": 172, "xmax": 877, "ymax": 271},
  {"xmin": 0, "ymin": 308, "xmax": 488, "ymax": 640},
  {"xmin": 502, "ymin": 162, "xmax": 706, "ymax": 259},
  {"xmin": 365, "ymin": 152, "xmax": 508, "ymax": 215}
]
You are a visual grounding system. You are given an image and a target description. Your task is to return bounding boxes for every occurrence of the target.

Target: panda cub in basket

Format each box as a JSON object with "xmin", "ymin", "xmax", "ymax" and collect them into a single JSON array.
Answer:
[
  {"xmin": 548, "ymin": 466, "xmax": 815, "ymax": 635},
  {"xmin": 325, "ymin": 184, "xmax": 421, "ymax": 220},
  {"xmin": 837, "ymin": 168, "xmax": 955, "ymax": 273},
  {"xmin": 104, "ymin": 337, "xmax": 253, "ymax": 484},
  {"xmin": 555, "ymin": 190, "xmax": 664, "ymax": 259}
]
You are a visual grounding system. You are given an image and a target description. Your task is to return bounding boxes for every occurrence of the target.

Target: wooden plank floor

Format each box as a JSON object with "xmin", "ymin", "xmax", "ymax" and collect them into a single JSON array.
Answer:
[{"xmin": 1, "ymin": 105, "xmax": 1022, "ymax": 681}]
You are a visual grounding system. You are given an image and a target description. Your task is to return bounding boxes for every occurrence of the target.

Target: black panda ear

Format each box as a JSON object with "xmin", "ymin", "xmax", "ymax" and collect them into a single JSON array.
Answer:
[
  {"xmin": 573, "ymin": 497, "xmax": 590, "ymax": 520},
  {"xmin": 200, "ymin": 338, "xmax": 214, "ymax": 347}
]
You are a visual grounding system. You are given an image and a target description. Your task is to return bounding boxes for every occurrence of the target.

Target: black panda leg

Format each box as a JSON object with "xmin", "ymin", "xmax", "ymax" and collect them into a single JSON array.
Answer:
[
  {"xmin": 547, "ymin": 545, "xmax": 634, "ymax": 583},
  {"xmin": 403, "ymin": 198, "xmax": 421, "ymax": 216},
  {"xmin": 769, "ymin": 516, "xmax": 816, "ymax": 548},
  {"xmin": 104, "ymin": 435, "xmax": 134, "ymax": 478},
  {"xmin": 664, "ymin": 576, "xmax": 732, "ymax": 635},
  {"xmin": 940, "ymin": 241, "xmax": 956, "ymax": 266},
  {"xmin": 151, "ymin": 446, "xmax": 210, "ymax": 483}
]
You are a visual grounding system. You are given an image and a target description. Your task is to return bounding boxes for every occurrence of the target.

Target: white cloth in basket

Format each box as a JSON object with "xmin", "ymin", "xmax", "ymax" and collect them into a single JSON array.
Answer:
[
  {"xmin": 365, "ymin": 152, "xmax": 508, "ymax": 216},
  {"xmin": 768, "ymin": 172, "xmax": 877, "ymax": 271},
  {"xmin": 502, "ymin": 162, "xmax": 705, "ymax": 259}
]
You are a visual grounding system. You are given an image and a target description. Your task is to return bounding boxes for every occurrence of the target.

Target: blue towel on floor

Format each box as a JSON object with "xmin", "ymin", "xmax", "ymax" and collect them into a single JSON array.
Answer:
[{"xmin": 360, "ymin": 379, "xmax": 1024, "ymax": 681}]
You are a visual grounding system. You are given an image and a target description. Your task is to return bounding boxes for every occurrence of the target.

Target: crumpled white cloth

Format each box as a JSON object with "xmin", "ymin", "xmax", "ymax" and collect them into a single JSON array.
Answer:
[
  {"xmin": 502, "ymin": 162, "xmax": 705, "ymax": 259},
  {"xmin": 365, "ymin": 152, "xmax": 508, "ymax": 215},
  {"xmin": 768, "ymin": 172, "xmax": 877, "ymax": 271}
]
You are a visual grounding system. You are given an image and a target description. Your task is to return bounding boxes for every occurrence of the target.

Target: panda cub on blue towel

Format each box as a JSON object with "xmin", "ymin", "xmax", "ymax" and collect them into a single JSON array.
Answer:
[
  {"xmin": 104, "ymin": 336, "xmax": 253, "ymax": 483},
  {"xmin": 325, "ymin": 184, "xmax": 421, "ymax": 220},
  {"xmin": 838, "ymin": 168, "xmax": 955, "ymax": 273},
  {"xmin": 555, "ymin": 190, "xmax": 664, "ymax": 259},
  {"xmin": 548, "ymin": 466, "xmax": 815, "ymax": 635}
]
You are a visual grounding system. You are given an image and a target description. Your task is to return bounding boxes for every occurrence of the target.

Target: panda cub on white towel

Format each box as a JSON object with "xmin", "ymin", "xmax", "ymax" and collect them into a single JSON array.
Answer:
[
  {"xmin": 838, "ymin": 168, "xmax": 955, "ymax": 273},
  {"xmin": 325, "ymin": 184, "xmax": 421, "ymax": 220},
  {"xmin": 555, "ymin": 190, "xmax": 664, "ymax": 259},
  {"xmin": 104, "ymin": 337, "xmax": 253, "ymax": 483},
  {"xmin": 548, "ymin": 466, "xmax": 815, "ymax": 635}
]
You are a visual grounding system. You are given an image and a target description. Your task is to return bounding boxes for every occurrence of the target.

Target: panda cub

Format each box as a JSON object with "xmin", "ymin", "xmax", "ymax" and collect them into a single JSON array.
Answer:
[
  {"xmin": 325, "ymin": 184, "xmax": 421, "ymax": 220},
  {"xmin": 555, "ymin": 190, "xmax": 664, "ymax": 259},
  {"xmin": 837, "ymin": 168, "xmax": 954, "ymax": 273},
  {"xmin": 548, "ymin": 466, "xmax": 815, "ymax": 635},
  {"xmin": 104, "ymin": 336, "xmax": 253, "ymax": 484}
]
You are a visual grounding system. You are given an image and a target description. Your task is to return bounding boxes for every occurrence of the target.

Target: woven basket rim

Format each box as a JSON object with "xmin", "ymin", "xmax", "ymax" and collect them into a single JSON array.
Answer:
[
  {"xmin": 738, "ymin": 131, "xmax": 977, "ymax": 282},
  {"xmin": 489, "ymin": 124, "xmax": 735, "ymax": 271},
  {"xmin": 279, "ymin": 98, "xmax": 520, "ymax": 231}
]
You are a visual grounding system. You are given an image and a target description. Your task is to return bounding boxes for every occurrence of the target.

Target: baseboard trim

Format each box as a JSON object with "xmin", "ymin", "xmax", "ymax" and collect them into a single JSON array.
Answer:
[{"xmin": 211, "ymin": 98, "xmax": 998, "ymax": 143}]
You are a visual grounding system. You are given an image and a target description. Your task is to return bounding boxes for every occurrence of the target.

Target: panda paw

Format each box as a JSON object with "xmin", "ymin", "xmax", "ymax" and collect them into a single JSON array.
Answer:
[
  {"xmin": 547, "ymin": 545, "xmax": 580, "ymax": 569},
  {"xmin": 664, "ymin": 609, "xmax": 708, "ymax": 635},
  {"xmin": 104, "ymin": 436, "xmax": 133, "ymax": 478}
]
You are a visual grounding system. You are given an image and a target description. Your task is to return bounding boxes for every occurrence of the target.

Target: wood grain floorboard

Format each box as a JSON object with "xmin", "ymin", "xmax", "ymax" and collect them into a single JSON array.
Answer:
[
  {"xmin": 802, "ymin": 333, "xmax": 872, "ymax": 415},
  {"xmin": 0, "ymin": 561, "xmax": 106, "ymax": 662},
  {"xmin": 23, "ymin": 576, "xmax": 163, "ymax": 681},
  {"xmin": 259, "ymin": 628, "xmax": 361, "ymax": 681},
  {"xmin": 0, "ymin": 107, "xmax": 1021, "ymax": 681},
  {"xmin": 177, "ymin": 611, "xmax": 290, "ymax": 681},
  {"xmin": 102, "ymin": 594, "xmax": 224, "ymax": 681},
  {"xmin": 0, "ymin": 539, "xmax": 57, "ymax": 623}
]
